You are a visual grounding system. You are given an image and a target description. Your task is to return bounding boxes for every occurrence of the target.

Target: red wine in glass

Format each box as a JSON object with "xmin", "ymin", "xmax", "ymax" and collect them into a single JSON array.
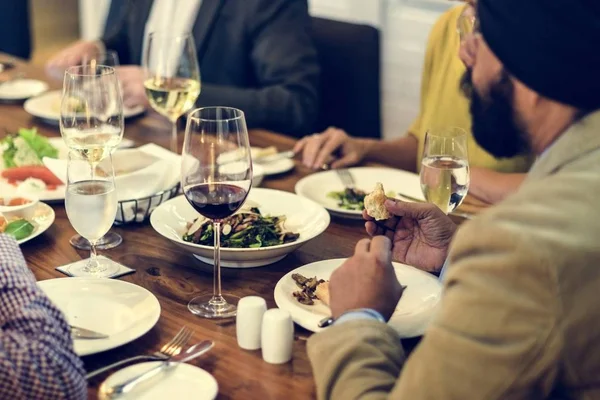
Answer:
[{"xmin": 184, "ymin": 183, "xmax": 249, "ymax": 220}]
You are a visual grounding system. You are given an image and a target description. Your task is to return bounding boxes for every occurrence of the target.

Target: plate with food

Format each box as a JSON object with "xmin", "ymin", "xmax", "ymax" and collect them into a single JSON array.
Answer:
[
  {"xmin": 150, "ymin": 188, "xmax": 330, "ymax": 268},
  {"xmin": 0, "ymin": 200, "xmax": 55, "ymax": 244},
  {"xmin": 274, "ymin": 258, "xmax": 442, "ymax": 338},
  {"xmin": 24, "ymin": 90, "xmax": 145, "ymax": 125},
  {"xmin": 0, "ymin": 128, "xmax": 68, "ymax": 201},
  {"xmin": 295, "ymin": 167, "xmax": 426, "ymax": 219},
  {"xmin": 0, "ymin": 79, "xmax": 48, "ymax": 101},
  {"xmin": 219, "ymin": 146, "xmax": 294, "ymax": 176}
]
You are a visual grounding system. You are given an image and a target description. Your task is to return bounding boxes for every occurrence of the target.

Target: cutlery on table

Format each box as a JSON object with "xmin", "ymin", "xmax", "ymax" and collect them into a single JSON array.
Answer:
[
  {"xmin": 335, "ymin": 169, "xmax": 355, "ymax": 190},
  {"xmin": 86, "ymin": 326, "xmax": 192, "ymax": 380},
  {"xmin": 100, "ymin": 340, "xmax": 215, "ymax": 398},
  {"xmin": 71, "ymin": 325, "xmax": 109, "ymax": 340}
]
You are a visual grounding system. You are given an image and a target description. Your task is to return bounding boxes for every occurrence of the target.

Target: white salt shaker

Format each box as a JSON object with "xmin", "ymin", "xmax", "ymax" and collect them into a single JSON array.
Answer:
[
  {"xmin": 261, "ymin": 308, "xmax": 294, "ymax": 364},
  {"xmin": 236, "ymin": 296, "xmax": 267, "ymax": 350}
]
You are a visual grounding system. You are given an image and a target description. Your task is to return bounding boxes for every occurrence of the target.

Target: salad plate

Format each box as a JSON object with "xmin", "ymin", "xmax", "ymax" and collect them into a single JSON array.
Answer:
[
  {"xmin": 274, "ymin": 258, "xmax": 442, "ymax": 338},
  {"xmin": 295, "ymin": 167, "xmax": 426, "ymax": 219},
  {"xmin": 0, "ymin": 201, "xmax": 55, "ymax": 245},
  {"xmin": 150, "ymin": 189, "xmax": 330, "ymax": 268}
]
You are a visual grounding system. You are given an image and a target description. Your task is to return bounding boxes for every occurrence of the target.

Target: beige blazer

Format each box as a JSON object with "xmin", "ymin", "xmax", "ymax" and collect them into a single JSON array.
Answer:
[{"xmin": 308, "ymin": 110, "xmax": 600, "ymax": 399}]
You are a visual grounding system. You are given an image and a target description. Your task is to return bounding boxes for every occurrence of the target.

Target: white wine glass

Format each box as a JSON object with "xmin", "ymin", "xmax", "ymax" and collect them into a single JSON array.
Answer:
[
  {"xmin": 65, "ymin": 151, "xmax": 120, "ymax": 277},
  {"xmin": 143, "ymin": 31, "xmax": 201, "ymax": 153},
  {"xmin": 183, "ymin": 107, "xmax": 252, "ymax": 319},
  {"xmin": 61, "ymin": 64, "xmax": 124, "ymax": 250},
  {"xmin": 420, "ymin": 127, "xmax": 470, "ymax": 214}
]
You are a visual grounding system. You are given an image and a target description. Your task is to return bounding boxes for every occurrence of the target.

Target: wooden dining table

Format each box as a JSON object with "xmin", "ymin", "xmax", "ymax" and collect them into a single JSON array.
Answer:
[{"xmin": 0, "ymin": 58, "xmax": 483, "ymax": 399}]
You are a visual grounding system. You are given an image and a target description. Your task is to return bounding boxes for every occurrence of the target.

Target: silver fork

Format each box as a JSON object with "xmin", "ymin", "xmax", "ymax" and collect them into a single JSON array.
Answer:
[
  {"xmin": 85, "ymin": 326, "xmax": 192, "ymax": 380},
  {"xmin": 336, "ymin": 169, "xmax": 355, "ymax": 190}
]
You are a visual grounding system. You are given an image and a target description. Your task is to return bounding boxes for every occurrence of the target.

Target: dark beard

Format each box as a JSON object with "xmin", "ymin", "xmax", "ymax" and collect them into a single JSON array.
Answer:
[{"xmin": 460, "ymin": 69, "xmax": 531, "ymax": 158}]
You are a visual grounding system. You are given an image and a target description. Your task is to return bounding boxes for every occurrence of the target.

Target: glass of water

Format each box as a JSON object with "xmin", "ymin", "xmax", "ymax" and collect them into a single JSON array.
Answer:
[
  {"xmin": 65, "ymin": 151, "xmax": 119, "ymax": 277},
  {"xmin": 420, "ymin": 127, "xmax": 470, "ymax": 214}
]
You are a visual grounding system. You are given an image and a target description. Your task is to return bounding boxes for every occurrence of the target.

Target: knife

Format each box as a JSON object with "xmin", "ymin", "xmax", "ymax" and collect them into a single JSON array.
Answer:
[
  {"xmin": 101, "ymin": 340, "xmax": 215, "ymax": 398},
  {"xmin": 70, "ymin": 325, "xmax": 109, "ymax": 340}
]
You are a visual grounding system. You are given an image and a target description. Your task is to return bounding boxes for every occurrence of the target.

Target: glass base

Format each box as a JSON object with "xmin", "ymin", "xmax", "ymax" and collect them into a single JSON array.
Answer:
[
  {"xmin": 188, "ymin": 294, "xmax": 239, "ymax": 319},
  {"xmin": 66, "ymin": 256, "xmax": 121, "ymax": 278},
  {"xmin": 69, "ymin": 233, "xmax": 123, "ymax": 250}
]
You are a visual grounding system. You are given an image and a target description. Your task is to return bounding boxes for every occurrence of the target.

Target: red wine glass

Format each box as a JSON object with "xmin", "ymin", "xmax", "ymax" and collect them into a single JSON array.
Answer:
[{"xmin": 182, "ymin": 107, "xmax": 252, "ymax": 318}]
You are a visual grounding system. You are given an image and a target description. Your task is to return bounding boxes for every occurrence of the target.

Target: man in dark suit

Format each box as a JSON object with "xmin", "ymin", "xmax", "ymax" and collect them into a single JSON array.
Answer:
[
  {"xmin": 47, "ymin": 0, "xmax": 319, "ymax": 137},
  {"xmin": 0, "ymin": 1, "xmax": 31, "ymax": 59}
]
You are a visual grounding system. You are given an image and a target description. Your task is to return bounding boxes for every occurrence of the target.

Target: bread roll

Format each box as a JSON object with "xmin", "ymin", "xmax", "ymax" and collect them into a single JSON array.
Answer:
[{"xmin": 364, "ymin": 182, "xmax": 391, "ymax": 220}]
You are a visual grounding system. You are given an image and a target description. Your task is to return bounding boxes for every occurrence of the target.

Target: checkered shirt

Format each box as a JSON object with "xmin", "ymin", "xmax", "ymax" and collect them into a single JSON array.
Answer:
[{"xmin": 0, "ymin": 234, "xmax": 87, "ymax": 399}]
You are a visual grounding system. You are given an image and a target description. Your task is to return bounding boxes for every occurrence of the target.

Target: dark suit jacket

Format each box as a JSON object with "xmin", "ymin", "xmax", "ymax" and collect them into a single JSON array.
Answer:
[
  {"xmin": 102, "ymin": 0, "xmax": 320, "ymax": 137},
  {"xmin": 0, "ymin": 0, "xmax": 31, "ymax": 59}
]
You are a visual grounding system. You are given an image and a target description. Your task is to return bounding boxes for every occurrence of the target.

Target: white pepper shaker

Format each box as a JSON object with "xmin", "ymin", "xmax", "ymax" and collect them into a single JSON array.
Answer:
[
  {"xmin": 261, "ymin": 308, "xmax": 294, "ymax": 364},
  {"xmin": 236, "ymin": 296, "xmax": 267, "ymax": 350}
]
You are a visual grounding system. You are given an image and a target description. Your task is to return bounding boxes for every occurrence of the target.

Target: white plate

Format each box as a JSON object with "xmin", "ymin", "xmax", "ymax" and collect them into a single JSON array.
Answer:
[
  {"xmin": 24, "ymin": 90, "xmax": 145, "ymax": 124},
  {"xmin": 252, "ymin": 147, "xmax": 295, "ymax": 176},
  {"xmin": 0, "ymin": 79, "xmax": 48, "ymax": 101},
  {"xmin": 274, "ymin": 258, "xmax": 442, "ymax": 338},
  {"xmin": 100, "ymin": 362, "xmax": 218, "ymax": 400},
  {"xmin": 295, "ymin": 167, "xmax": 426, "ymax": 219},
  {"xmin": 4, "ymin": 201, "xmax": 55, "ymax": 245},
  {"xmin": 150, "ymin": 189, "xmax": 330, "ymax": 268},
  {"xmin": 37, "ymin": 277, "xmax": 161, "ymax": 356},
  {"xmin": 0, "ymin": 137, "xmax": 141, "ymax": 202}
]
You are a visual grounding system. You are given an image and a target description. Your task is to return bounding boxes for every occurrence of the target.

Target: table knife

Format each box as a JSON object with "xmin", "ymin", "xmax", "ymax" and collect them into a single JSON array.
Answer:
[{"xmin": 71, "ymin": 325, "xmax": 109, "ymax": 340}]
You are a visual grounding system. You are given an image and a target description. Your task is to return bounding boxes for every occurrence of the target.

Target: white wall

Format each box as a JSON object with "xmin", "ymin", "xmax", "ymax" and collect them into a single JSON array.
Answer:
[{"xmin": 78, "ymin": 0, "xmax": 452, "ymax": 139}]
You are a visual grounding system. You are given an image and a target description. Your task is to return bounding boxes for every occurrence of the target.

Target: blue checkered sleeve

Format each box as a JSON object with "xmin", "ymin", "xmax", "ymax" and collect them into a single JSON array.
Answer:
[{"xmin": 0, "ymin": 234, "xmax": 87, "ymax": 399}]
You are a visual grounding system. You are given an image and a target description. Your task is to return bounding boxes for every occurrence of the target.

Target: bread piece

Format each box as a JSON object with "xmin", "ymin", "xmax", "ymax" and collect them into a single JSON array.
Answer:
[
  {"xmin": 364, "ymin": 182, "xmax": 391, "ymax": 220},
  {"xmin": 314, "ymin": 281, "xmax": 330, "ymax": 306}
]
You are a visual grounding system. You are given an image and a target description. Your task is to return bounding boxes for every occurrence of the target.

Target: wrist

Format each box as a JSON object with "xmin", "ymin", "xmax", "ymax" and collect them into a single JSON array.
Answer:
[
  {"xmin": 355, "ymin": 138, "xmax": 376, "ymax": 161},
  {"xmin": 334, "ymin": 308, "xmax": 386, "ymax": 326}
]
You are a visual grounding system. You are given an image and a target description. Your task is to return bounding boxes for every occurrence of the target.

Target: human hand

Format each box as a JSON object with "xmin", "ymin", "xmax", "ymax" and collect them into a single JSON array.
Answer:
[
  {"xmin": 46, "ymin": 40, "xmax": 101, "ymax": 78},
  {"xmin": 115, "ymin": 66, "xmax": 149, "ymax": 108},
  {"xmin": 364, "ymin": 199, "xmax": 456, "ymax": 273},
  {"xmin": 329, "ymin": 236, "xmax": 404, "ymax": 320},
  {"xmin": 293, "ymin": 127, "xmax": 367, "ymax": 170}
]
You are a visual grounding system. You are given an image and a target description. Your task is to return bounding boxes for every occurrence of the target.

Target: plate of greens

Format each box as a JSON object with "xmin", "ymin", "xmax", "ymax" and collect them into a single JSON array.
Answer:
[
  {"xmin": 295, "ymin": 167, "xmax": 426, "ymax": 219},
  {"xmin": 150, "ymin": 188, "xmax": 330, "ymax": 268},
  {"xmin": 0, "ymin": 201, "xmax": 55, "ymax": 245}
]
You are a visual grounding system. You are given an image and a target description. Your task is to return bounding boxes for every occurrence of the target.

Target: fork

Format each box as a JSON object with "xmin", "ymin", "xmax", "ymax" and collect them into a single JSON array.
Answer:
[
  {"xmin": 85, "ymin": 326, "xmax": 192, "ymax": 380},
  {"xmin": 336, "ymin": 169, "xmax": 355, "ymax": 190}
]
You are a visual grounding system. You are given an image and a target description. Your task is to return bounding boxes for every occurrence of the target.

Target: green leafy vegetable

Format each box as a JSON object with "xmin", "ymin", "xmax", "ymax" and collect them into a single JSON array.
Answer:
[
  {"xmin": 0, "ymin": 127, "xmax": 58, "ymax": 168},
  {"xmin": 327, "ymin": 188, "xmax": 367, "ymax": 210},
  {"xmin": 4, "ymin": 219, "xmax": 34, "ymax": 240},
  {"xmin": 183, "ymin": 208, "xmax": 300, "ymax": 248}
]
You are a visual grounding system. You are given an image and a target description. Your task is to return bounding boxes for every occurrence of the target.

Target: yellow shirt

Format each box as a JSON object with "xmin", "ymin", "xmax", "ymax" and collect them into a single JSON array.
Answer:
[{"xmin": 409, "ymin": 5, "xmax": 533, "ymax": 173}]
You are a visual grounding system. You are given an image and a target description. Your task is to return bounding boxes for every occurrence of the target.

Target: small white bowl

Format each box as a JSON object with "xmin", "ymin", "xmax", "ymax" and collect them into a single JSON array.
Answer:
[{"xmin": 0, "ymin": 193, "xmax": 39, "ymax": 215}]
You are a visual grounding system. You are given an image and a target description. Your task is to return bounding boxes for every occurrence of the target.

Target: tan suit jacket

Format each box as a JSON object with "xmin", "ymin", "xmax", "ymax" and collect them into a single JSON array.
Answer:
[{"xmin": 308, "ymin": 110, "xmax": 600, "ymax": 399}]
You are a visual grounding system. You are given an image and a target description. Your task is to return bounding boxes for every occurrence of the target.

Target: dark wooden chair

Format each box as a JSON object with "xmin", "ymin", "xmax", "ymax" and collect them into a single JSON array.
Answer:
[{"xmin": 311, "ymin": 17, "xmax": 381, "ymax": 139}]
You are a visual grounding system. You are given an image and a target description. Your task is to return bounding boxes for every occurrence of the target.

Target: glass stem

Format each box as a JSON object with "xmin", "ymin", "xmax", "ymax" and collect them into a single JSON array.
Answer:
[
  {"xmin": 170, "ymin": 119, "xmax": 178, "ymax": 154},
  {"xmin": 211, "ymin": 221, "xmax": 224, "ymax": 304},
  {"xmin": 86, "ymin": 240, "xmax": 99, "ymax": 272}
]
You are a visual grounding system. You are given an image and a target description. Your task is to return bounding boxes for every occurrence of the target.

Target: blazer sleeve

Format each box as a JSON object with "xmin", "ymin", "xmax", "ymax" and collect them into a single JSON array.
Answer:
[
  {"xmin": 308, "ymin": 210, "xmax": 561, "ymax": 399},
  {"xmin": 101, "ymin": 0, "xmax": 133, "ymax": 65},
  {"xmin": 198, "ymin": 0, "xmax": 320, "ymax": 137}
]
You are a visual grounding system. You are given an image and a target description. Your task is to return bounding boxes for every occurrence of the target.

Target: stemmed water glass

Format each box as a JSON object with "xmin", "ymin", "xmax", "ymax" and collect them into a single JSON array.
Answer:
[
  {"xmin": 182, "ymin": 107, "xmax": 252, "ymax": 318},
  {"xmin": 64, "ymin": 151, "xmax": 119, "ymax": 277},
  {"xmin": 143, "ymin": 31, "xmax": 201, "ymax": 153},
  {"xmin": 420, "ymin": 127, "xmax": 470, "ymax": 214},
  {"xmin": 60, "ymin": 64, "xmax": 124, "ymax": 250}
]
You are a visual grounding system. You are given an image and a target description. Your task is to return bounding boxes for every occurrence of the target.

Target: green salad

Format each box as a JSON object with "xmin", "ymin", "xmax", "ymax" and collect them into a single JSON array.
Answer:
[
  {"xmin": 327, "ymin": 188, "xmax": 367, "ymax": 210},
  {"xmin": 183, "ymin": 207, "xmax": 300, "ymax": 248},
  {"xmin": 1, "ymin": 127, "xmax": 59, "ymax": 168}
]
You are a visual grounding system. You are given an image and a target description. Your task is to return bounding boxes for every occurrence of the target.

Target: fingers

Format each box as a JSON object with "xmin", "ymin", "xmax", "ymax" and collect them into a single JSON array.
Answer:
[
  {"xmin": 355, "ymin": 238, "xmax": 371, "ymax": 254},
  {"xmin": 384, "ymin": 198, "xmax": 441, "ymax": 219},
  {"xmin": 293, "ymin": 137, "xmax": 307, "ymax": 155},
  {"xmin": 369, "ymin": 236, "xmax": 392, "ymax": 264},
  {"xmin": 301, "ymin": 133, "xmax": 326, "ymax": 168},
  {"xmin": 365, "ymin": 221, "xmax": 395, "ymax": 240},
  {"xmin": 313, "ymin": 130, "xmax": 345, "ymax": 169},
  {"xmin": 330, "ymin": 153, "xmax": 359, "ymax": 169}
]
